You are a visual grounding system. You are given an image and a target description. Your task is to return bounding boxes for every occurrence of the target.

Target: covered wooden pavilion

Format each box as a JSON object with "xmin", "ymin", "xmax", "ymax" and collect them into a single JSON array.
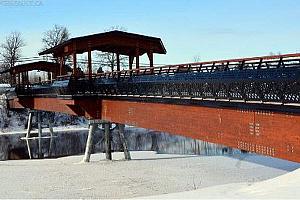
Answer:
[
  {"xmin": 39, "ymin": 30, "xmax": 167, "ymax": 78},
  {"xmin": 10, "ymin": 61, "xmax": 61, "ymax": 85}
]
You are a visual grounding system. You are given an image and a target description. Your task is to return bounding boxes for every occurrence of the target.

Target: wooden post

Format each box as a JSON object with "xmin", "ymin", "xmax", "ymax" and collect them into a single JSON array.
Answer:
[
  {"xmin": 118, "ymin": 124, "xmax": 131, "ymax": 160},
  {"xmin": 83, "ymin": 123, "xmax": 97, "ymax": 162},
  {"xmin": 37, "ymin": 111, "xmax": 43, "ymax": 159},
  {"xmin": 129, "ymin": 55, "xmax": 134, "ymax": 76},
  {"xmin": 26, "ymin": 72, "xmax": 29, "ymax": 85},
  {"xmin": 59, "ymin": 57, "xmax": 63, "ymax": 76},
  {"xmin": 104, "ymin": 122, "xmax": 112, "ymax": 160},
  {"xmin": 26, "ymin": 111, "xmax": 33, "ymax": 159},
  {"xmin": 116, "ymin": 53, "xmax": 120, "ymax": 72},
  {"xmin": 88, "ymin": 50, "xmax": 92, "ymax": 80},
  {"xmin": 147, "ymin": 50, "xmax": 154, "ymax": 74},
  {"xmin": 116, "ymin": 53, "xmax": 120, "ymax": 78},
  {"xmin": 136, "ymin": 47, "xmax": 140, "ymax": 70},
  {"xmin": 17, "ymin": 73, "xmax": 20, "ymax": 84},
  {"xmin": 73, "ymin": 52, "xmax": 77, "ymax": 77},
  {"xmin": 48, "ymin": 114, "xmax": 54, "ymax": 157},
  {"xmin": 47, "ymin": 72, "xmax": 51, "ymax": 81}
]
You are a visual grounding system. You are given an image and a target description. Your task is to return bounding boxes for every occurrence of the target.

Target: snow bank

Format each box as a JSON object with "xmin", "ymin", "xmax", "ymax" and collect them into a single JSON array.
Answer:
[
  {"xmin": 147, "ymin": 157, "xmax": 300, "ymax": 199},
  {"xmin": 0, "ymin": 152, "xmax": 297, "ymax": 199}
]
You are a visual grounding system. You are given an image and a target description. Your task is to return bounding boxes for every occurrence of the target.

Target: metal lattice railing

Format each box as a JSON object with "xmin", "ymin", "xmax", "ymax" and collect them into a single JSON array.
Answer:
[{"xmin": 15, "ymin": 53, "xmax": 300, "ymax": 105}]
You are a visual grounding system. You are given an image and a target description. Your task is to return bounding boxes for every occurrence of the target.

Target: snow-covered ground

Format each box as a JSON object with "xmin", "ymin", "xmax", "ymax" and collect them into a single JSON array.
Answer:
[
  {"xmin": 0, "ymin": 151, "xmax": 298, "ymax": 199},
  {"xmin": 149, "ymin": 167, "xmax": 300, "ymax": 199}
]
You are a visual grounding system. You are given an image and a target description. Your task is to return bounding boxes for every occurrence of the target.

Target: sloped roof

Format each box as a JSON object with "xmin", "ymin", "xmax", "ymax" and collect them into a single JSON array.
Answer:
[
  {"xmin": 11, "ymin": 61, "xmax": 60, "ymax": 75},
  {"xmin": 39, "ymin": 31, "xmax": 167, "ymax": 57}
]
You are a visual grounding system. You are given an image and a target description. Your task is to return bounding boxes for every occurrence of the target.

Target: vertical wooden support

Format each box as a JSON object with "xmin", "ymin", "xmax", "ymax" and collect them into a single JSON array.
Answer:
[
  {"xmin": 21, "ymin": 72, "xmax": 24, "ymax": 85},
  {"xmin": 116, "ymin": 53, "xmax": 120, "ymax": 72},
  {"xmin": 47, "ymin": 72, "xmax": 51, "ymax": 81},
  {"xmin": 104, "ymin": 122, "xmax": 112, "ymax": 160},
  {"xmin": 88, "ymin": 50, "xmax": 92, "ymax": 80},
  {"xmin": 26, "ymin": 72, "xmax": 29, "ymax": 85},
  {"xmin": 147, "ymin": 50, "xmax": 154, "ymax": 74},
  {"xmin": 116, "ymin": 53, "xmax": 120, "ymax": 78},
  {"xmin": 37, "ymin": 111, "xmax": 43, "ymax": 158},
  {"xmin": 18, "ymin": 73, "xmax": 20, "ymax": 84},
  {"xmin": 59, "ymin": 57, "xmax": 63, "ymax": 76},
  {"xmin": 136, "ymin": 47, "xmax": 140, "ymax": 70},
  {"xmin": 118, "ymin": 124, "xmax": 131, "ymax": 160},
  {"xmin": 26, "ymin": 111, "xmax": 33, "ymax": 159},
  {"xmin": 83, "ymin": 123, "xmax": 97, "ymax": 162},
  {"xmin": 72, "ymin": 52, "xmax": 77, "ymax": 77},
  {"xmin": 48, "ymin": 115, "xmax": 54, "ymax": 157},
  {"xmin": 129, "ymin": 55, "xmax": 134, "ymax": 76}
]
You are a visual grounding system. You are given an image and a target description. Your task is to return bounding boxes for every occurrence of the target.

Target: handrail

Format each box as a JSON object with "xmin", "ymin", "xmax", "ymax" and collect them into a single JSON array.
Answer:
[{"xmin": 15, "ymin": 53, "xmax": 300, "ymax": 87}]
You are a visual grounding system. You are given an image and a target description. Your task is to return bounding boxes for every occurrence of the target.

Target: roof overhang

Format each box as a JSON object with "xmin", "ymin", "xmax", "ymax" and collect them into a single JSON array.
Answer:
[
  {"xmin": 39, "ymin": 31, "xmax": 167, "ymax": 57},
  {"xmin": 11, "ymin": 61, "xmax": 60, "ymax": 75}
]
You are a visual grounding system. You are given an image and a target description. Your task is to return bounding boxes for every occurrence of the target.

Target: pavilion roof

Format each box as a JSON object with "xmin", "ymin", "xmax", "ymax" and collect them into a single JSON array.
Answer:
[
  {"xmin": 39, "ymin": 31, "xmax": 167, "ymax": 57},
  {"xmin": 11, "ymin": 61, "xmax": 60, "ymax": 75}
]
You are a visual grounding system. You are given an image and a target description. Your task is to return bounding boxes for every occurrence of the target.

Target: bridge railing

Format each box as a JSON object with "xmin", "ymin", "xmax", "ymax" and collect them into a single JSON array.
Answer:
[
  {"xmin": 93, "ymin": 53, "xmax": 300, "ymax": 80},
  {"xmin": 15, "ymin": 53, "xmax": 300, "ymax": 97}
]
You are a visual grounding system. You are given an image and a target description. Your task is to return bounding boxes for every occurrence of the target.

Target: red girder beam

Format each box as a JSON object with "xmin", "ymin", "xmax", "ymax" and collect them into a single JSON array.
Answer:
[
  {"xmin": 15, "ymin": 97, "xmax": 80, "ymax": 116},
  {"xmin": 101, "ymin": 100, "xmax": 300, "ymax": 163},
  {"xmin": 9, "ymin": 97, "xmax": 300, "ymax": 163},
  {"xmin": 11, "ymin": 97, "xmax": 102, "ymax": 119}
]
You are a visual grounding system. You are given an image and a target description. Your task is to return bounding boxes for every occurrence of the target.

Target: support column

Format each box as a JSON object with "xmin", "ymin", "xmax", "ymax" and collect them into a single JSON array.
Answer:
[
  {"xmin": 147, "ymin": 50, "xmax": 154, "ymax": 74},
  {"xmin": 83, "ymin": 122, "xmax": 97, "ymax": 162},
  {"xmin": 37, "ymin": 111, "xmax": 43, "ymax": 159},
  {"xmin": 116, "ymin": 53, "xmax": 121, "ymax": 78},
  {"xmin": 17, "ymin": 73, "xmax": 20, "ymax": 84},
  {"xmin": 26, "ymin": 111, "xmax": 33, "ymax": 159},
  {"xmin": 47, "ymin": 72, "xmax": 51, "ymax": 81},
  {"xmin": 26, "ymin": 72, "xmax": 29, "ymax": 85},
  {"xmin": 104, "ymin": 122, "xmax": 112, "ymax": 160},
  {"xmin": 88, "ymin": 50, "xmax": 92, "ymax": 80},
  {"xmin": 116, "ymin": 53, "xmax": 120, "ymax": 71},
  {"xmin": 135, "ymin": 47, "xmax": 140, "ymax": 70},
  {"xmin": 129, "ymin": 55, "xmax": 134, "ymax": 76},
  {"xmin": 59, "ymin": 57, "xmax": 64, "ymax": 76},
  {"xmin": 72, "ymin": 52, "xmax": 77, "ymax": 77},
  {"xmin": 48, "ymin": 114, "xmax": 54, "ymax": 157},
  {"xmin": 117, "ymin": 124, "xmax": 131, "ymax": 160}
]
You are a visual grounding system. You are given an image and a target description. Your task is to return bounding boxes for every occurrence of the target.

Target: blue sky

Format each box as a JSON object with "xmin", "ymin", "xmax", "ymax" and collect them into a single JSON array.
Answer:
[{"xmin": 0, "ymin": 0, "xmax": 300, "ymax": 65}]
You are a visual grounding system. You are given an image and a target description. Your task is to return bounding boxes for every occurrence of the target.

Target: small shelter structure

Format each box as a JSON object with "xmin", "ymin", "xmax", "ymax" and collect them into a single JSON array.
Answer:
[
  {"xmin": 9, "ymin": 61, "xmax": 62, "ymax": 85},
  {"xmin": 39, "ymin": 30, "xmax": 167, "ymax": 78}
]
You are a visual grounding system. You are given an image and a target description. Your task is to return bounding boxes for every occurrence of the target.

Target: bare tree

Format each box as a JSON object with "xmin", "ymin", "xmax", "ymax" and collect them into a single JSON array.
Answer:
[
  {"xmin": 0, "ymin": 31, "xmax": 25, "ymax": 83},
  {"xmin": 41, "ymin": 25, "xmax": 70, "ymax": 78},
  {"xmin": 1, "ymin": 31, "xmax": 25, "ymax": 68},
  {"xmin": 193, "ymin": 55, "xmax": 201, "ymax": 63},
  {"xmin": 269, "ymin": 52, "xmax": 281, "ymax": 56},
  {"xmin": 42, "ymin": 24, "xmax": 70, "ymax": 51},
  {"xmin": 96, "ymin": 26, "xmax": 128, "ymax": 72}
]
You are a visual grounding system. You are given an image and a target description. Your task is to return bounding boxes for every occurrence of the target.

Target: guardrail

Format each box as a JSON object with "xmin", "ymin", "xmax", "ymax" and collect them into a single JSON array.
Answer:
[{"xmin": 15, "ymin": 53, "xmax": 300, "ymax": 92}]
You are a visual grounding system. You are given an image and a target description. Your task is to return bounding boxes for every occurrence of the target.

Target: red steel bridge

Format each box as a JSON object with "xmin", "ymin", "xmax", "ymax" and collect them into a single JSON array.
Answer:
[{"xmin": 5, "ymin": 31, "xmax": 300, "ymax": 163}]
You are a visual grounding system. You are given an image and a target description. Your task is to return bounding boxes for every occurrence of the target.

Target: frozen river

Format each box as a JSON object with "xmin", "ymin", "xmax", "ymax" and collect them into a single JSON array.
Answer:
[{"xmin": 0, "ymin": 151, "xmax": 298, "ymax": 198}]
